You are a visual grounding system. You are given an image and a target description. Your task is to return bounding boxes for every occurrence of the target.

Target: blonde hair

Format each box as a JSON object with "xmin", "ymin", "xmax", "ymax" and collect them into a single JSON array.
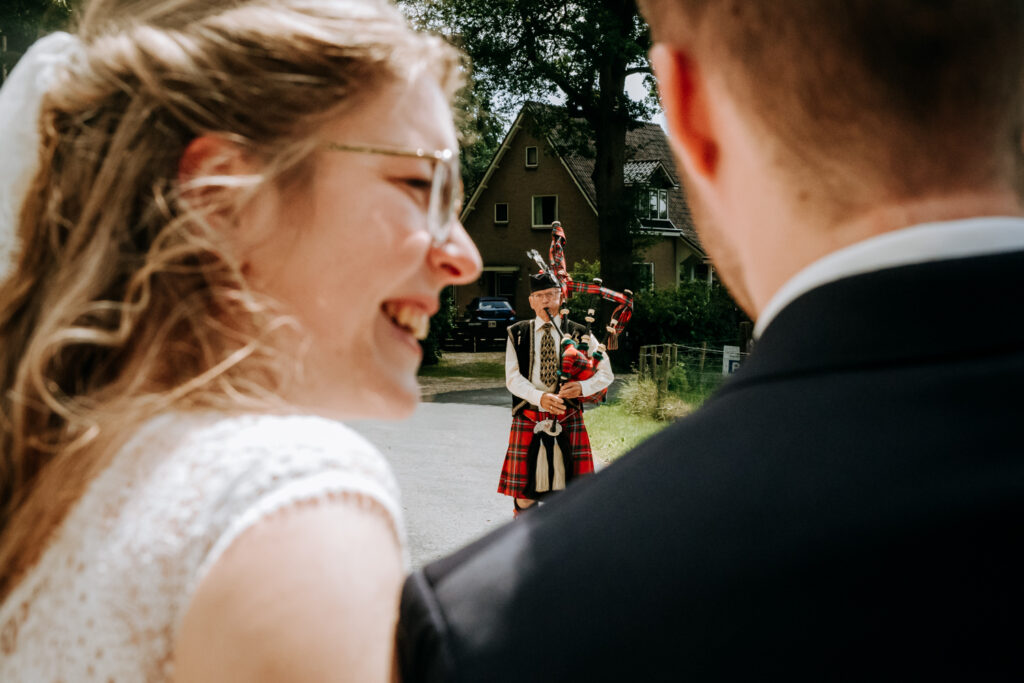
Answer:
[{"xmin": 0, "ymin": 0, "xmax": 461, "ymax": 598}]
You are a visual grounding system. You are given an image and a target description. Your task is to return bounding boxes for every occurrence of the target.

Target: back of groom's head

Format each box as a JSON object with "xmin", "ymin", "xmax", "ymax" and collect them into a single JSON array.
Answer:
[{"xmin": 640, "ymin": 1, "xmax": 1024, "ymax": 205}]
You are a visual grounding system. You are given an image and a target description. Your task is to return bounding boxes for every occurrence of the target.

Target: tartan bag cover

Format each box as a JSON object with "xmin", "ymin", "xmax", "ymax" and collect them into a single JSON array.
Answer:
[{"xmin": 497, "ymin": 408, "xmax": 594, "ymax": 498}]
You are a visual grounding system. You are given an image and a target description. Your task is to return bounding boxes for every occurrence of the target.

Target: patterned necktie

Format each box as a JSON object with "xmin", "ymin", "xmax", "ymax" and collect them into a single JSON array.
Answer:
[{"xmin": 540, "ymin": 322, "xmax": 557, "ymax": 388}]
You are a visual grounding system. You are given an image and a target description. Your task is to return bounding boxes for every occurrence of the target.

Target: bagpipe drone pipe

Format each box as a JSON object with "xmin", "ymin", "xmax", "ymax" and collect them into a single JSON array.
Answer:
[{"xmin": 527, "ymin": 221, "xmax": 634, "ymax": 405}]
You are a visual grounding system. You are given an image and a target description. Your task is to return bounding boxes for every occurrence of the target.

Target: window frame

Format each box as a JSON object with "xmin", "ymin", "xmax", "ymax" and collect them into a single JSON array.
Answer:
[
  {"xmin": 633, "ymin": 261, "xmax": 655, "ymax": 290},
  {"xmin": 531, "ymin": 194, "xmax": 559, "ymax": 228},
  {"xmin": 494, "ymin": 202, "xmax": 509, "ymax": 224},
  {"xmin": 525, "ymin": 146, "xmax": 539, "ymax": 168},
  {"xmin": 642, "ymin": 188, "xmax": 669, "ymax": 220}
]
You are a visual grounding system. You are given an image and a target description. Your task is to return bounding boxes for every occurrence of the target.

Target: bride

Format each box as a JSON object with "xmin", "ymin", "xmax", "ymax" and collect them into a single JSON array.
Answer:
[{"xmin": 0, "ymin": 0, "xmax": 480, "ymax": 680}]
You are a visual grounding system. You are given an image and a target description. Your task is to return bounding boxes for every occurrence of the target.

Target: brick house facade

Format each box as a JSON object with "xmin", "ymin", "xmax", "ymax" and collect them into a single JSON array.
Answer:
[{"xmin": 455, "ymin": 104, "xmax": 709, "ymax": 315}]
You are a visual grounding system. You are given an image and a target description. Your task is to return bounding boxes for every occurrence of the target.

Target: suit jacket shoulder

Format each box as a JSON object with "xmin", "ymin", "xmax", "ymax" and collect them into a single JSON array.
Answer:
[{"xmin": 398, "ymin": 251, "xmax": 1024, "ymax": 682}]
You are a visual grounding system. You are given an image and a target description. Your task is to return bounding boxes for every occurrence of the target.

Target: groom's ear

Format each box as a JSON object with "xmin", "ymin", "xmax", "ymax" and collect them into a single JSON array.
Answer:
[{"xmin": 649, "ymin": 43, "xmax": 720, "ymax": 183}]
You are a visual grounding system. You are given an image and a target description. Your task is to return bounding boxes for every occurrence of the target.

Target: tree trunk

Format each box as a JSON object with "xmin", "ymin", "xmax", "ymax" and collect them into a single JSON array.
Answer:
[{"xmin": 591, "ymin": 1, "xmax": 635, "ymax": 292}]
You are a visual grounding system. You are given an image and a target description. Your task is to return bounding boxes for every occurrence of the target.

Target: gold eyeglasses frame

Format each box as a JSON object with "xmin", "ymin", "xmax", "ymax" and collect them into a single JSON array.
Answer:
[{"xmin": 324, "ymin": 142, "xmax": 461, "ymax": 247}]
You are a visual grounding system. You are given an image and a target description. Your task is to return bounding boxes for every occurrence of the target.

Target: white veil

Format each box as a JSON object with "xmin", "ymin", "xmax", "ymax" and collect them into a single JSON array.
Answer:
[{"xmin": 0, "ymin": 31, "xmax": 83, "ymax": 282}]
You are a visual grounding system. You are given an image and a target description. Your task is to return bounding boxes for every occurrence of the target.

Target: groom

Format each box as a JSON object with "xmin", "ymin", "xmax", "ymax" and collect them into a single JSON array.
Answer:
[{"xmin": 398, "ymin": 1, "xmax": 1024, "ymax": 680}]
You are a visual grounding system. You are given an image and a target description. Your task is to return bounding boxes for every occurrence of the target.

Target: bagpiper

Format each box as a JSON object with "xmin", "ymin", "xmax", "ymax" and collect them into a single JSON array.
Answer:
[{"xmin": 497, "ymin": 222, "xmax": 632, "ymax": 517}]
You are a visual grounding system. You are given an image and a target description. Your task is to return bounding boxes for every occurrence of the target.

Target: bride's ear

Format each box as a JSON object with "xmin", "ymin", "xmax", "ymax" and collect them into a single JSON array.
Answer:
[{"xmin": 177, "ymin": 135, "xmax": 258, "ymax": 229}]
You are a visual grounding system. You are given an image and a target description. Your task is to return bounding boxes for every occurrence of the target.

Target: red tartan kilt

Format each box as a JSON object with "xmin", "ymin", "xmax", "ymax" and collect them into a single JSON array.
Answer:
[{"xmin": 497, "ymin": 408, "xmax": 594, "ymax": 498}]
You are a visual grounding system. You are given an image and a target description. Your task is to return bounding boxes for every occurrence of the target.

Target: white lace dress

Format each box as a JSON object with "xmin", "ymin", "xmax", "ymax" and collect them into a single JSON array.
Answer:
[{"xmin": 0, "ymin": 411, "xmax": 405, "ymax": 682}]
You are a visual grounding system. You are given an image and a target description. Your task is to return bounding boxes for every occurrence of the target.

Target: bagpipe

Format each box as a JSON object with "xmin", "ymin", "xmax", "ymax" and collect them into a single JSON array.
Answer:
[{"xmin": 527, "ymin": 221, "xmax": 634, "ymax": 406}]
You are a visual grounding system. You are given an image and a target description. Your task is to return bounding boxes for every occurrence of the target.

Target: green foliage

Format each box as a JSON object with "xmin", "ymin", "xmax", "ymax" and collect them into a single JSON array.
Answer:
[
  {"xmin": 397, "ymin": 0, "xmax": 657, "ymax": 291},
  {"xmin": 563, "ymin": 259, "xmax": 601, "ymax": 324},
  {"xmin": 452, "ymin": 79, "xmax": 506, "ymax": 198},
  {"xmin": 620, "ymin": 280, "xmax": 748, "ymax": 363},
  {"xmin": 418, "ymin": 360, "xmax": 504, "ymax": 379},
  {"xmin": 561, "ymin": 261, "xmax": 748, "ymax": 372},
  {"xmin": 619, "ymin": 376, "xmax": 660, "ymax": 419},
  {"xmin": 419, "ymin": 287, "xmax": 457, "ymax": 366},
  {"xmin": 398, "ymin": 1, "xmax": 655, "ymax": 121},
  {"xmin": 666, "ymin": 363, "xmax": 689, "ymax": 395},
  {"xmin": 618, "ymin": 376, "xmax": 692, "ymax": 422}
]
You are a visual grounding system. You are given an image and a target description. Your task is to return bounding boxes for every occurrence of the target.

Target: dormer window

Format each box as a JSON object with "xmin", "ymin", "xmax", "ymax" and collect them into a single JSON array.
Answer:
[
  {"xmin": 642, "ymin": 188, "xmax": 668, "ymax": 220},
  {"xmin": 525, "ymin": 146, "xmax": 539, "ymax": 168}
]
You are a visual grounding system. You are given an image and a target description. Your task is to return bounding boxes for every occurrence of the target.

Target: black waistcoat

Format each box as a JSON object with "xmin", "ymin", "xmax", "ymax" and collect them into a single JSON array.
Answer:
[{"xmin": 508, "ymin": 317, "xmax": 586, "ymax": 413}]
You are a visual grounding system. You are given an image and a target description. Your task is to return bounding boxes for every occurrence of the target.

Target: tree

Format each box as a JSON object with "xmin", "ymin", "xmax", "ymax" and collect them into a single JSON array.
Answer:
[
  {"xmin": 399, "ymin": 0, "xmax": 657, "ymax": 292},
  {"xmin": 0, "ymin": 0, "xmax": 78, "ymax": 84},
  {"xmin": 452, "ymin": 76, "xmax": 506, "ymax": 198}
]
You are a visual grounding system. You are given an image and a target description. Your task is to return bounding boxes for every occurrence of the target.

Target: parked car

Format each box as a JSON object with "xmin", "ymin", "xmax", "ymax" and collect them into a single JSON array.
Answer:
[{"xmin": 452, "ymin": 297, "xmax": 516, "ymax": 348}]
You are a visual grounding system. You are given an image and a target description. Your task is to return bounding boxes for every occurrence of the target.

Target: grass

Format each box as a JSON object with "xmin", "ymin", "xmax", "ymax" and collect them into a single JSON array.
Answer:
[
  {"xmin": 586, "ymin": 375, "xmax": 719, "ymax": 463},
  {"xmin": 418, "ymin": 359, "xmax": 505, "ymax": 379},
  {"xmin": 417, "ymin": 354, "xmax": 714, "ymax": 462},
  {"xmin": 585, "ymin": 401, "xmax": 673, "ymax": 464}
]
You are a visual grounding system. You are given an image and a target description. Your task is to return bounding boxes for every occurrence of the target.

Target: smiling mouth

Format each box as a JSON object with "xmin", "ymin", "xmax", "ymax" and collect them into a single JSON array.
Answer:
[{"xmin": 382, "ymin": 301, "xmax": 430, "ymax": 341}]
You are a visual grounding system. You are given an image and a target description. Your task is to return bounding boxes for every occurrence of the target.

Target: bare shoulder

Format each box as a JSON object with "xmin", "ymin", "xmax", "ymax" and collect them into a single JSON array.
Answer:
[{"xmin": 174, "ymin": 497, "xmax": 403, "ymax": 682}]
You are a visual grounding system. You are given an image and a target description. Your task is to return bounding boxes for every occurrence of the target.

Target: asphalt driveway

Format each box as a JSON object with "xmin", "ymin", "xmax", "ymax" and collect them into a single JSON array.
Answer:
[{"xmin": 347, "ymin": 402, "xmax": 513, "ymax": 568}]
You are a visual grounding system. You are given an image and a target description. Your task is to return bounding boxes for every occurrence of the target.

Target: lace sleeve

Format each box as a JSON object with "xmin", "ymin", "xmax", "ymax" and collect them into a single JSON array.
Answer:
[
  {"xmin": 0, "ymin": 411, "xmax": 406, "ymax": 682},
  {"xmin": 160, "ymin": 414, "xmax": 407, "ymax": 632},
  {"xmin": 111, "ymin": 412, "xmax": 407, "ymax": 676}
]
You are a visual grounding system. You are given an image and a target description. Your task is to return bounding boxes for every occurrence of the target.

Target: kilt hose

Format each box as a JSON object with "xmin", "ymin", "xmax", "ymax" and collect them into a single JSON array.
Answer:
[{"xmin": 497, "ymin": 407, "xmax": 594, "ymax": 499}]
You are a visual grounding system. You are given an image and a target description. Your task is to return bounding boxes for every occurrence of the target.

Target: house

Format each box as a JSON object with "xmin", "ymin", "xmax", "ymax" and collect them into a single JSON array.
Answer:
[{"xmin": 455, "ymin": 103, "xmax": 711, "ymax": 316}]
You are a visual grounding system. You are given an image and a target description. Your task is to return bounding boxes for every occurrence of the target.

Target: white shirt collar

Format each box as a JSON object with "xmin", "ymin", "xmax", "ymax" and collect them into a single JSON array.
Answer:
[
  {"xmin": 534, "ymin": 315, "xmax": 562, "ymax": 331},
  {"xmin": 754, "ymin": 216, "xmax": 1024, "ymax": 338}
]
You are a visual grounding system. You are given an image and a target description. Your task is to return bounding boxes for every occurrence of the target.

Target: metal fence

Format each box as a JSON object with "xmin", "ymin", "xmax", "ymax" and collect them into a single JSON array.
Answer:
[{"xmin": 637, "ymin": 342, "xmax": 750, "ymax": 397}]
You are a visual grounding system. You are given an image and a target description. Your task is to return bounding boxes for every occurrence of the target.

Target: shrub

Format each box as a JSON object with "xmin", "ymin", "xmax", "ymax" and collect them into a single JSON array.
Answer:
[
  {"xmin": 419, "ymin": 287, "xmax": 457, "ymax": 366},
  {"xmin": 559, "ymin": 261, "xmax": 748, "ymax": 370},
  {"xmin": 619, "ymin": 280, "xmax": 748, "ymax": 366},
  {"xmin": 621, "ymin": 376, "xmax": 656, "ymax": 418},
  {"xmin": 667, "ymin": 363, "xmax": 690, "ymax": 395},
  {"xmin": 620, "ymin": 375, "xmax": 693, "ymax": 421}
]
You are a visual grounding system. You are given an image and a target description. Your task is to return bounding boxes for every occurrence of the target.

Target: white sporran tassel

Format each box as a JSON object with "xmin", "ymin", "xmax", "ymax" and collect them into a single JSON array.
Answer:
[
  {"xmin": 536, "ymin": 438, "xmax": 550, "ymax": 492},
  {"xmin": 552, "ymin": 438, "xmax": 566, "ymax": 490}
]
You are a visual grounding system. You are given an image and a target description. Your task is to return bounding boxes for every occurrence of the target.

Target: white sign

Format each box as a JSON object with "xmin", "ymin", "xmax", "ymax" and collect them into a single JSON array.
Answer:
[{"xmin": 722, "ymin": 345, "xmax": 741, "ymax": 375}]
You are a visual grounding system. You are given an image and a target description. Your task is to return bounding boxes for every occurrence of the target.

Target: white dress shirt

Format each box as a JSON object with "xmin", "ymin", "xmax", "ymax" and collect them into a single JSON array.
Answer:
[
  {"xmin": 755, "ymin": 216, "xmax": 1024, "ymax": 338},
  {"xmin": 505, "ymin": 315, "xmax": 615, "ymax": 407}
]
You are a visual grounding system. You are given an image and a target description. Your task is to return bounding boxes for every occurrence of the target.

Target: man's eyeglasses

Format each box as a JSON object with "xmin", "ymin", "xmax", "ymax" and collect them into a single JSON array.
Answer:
[{"xmin": 325, "ymin": 142, "xmax": 461, "ymax": 246}]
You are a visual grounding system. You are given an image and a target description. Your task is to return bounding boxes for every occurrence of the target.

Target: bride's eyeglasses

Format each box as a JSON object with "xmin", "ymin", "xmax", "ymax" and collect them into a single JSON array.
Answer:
[{"xmin": 325, "ymin": 143, "xmax": 461, "ymax": 246}]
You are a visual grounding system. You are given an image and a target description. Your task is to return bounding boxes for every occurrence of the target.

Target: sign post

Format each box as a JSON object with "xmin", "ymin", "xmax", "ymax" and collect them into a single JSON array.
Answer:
[{"xmin": 722, "ymin": 345, "xmax": 741, "ymax": 375}]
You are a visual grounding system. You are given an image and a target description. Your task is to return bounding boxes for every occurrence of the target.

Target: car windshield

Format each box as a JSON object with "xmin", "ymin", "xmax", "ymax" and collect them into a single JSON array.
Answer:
[{"xmin": 479, "ymin": 301, "xmax": 512, "ymax": 311}]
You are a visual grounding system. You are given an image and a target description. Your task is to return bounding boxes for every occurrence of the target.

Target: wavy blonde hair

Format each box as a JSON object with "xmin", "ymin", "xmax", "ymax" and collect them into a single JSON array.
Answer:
[{"xmin": 0, "ymin": 0, "xmax": 461, "ymax": 599}]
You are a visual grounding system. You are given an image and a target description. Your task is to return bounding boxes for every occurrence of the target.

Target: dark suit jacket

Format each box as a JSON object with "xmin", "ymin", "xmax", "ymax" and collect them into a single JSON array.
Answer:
[{"xmin": 398, "ymin": 250, "xmax": 1024, "ymax": 682}]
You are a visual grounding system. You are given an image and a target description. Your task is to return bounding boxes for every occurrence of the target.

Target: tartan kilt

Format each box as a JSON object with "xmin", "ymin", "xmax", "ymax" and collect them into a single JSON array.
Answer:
[{"xmin": 497, "ymin": 408, "xmax": 594, "ymax": 498}]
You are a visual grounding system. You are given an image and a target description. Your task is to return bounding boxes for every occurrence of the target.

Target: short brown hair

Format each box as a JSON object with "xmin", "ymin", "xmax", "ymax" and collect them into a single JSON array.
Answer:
[{"xmin": 642, "ymin": 0, "xmax": 1024, "ymax": 206}]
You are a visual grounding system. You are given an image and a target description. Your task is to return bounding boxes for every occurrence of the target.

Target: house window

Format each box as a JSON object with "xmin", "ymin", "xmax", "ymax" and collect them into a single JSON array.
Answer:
[
  {"xmin": 496, "ymin": 272, "xmax": 516, "ymax": 300},
  {"xmin": 525, "ymin": 146, "xmax": 539, "ymax": 167},
  {"xmin": 494, "ymin": 203, "xmax": 509, "ymax": 224},
  {"xmin": 633, "ymin": 262, "xmax": 655, "ymax": 290},
  {"xmin": 642, "ymin": 189, "xmax": 668, "ymax": 220},
  {"xmin": 683, "ymin": 258, "xmax": 714, "ymax": 287},
  {"xmin": 532, "ymin": 195, "xmax": 558, "ymax": 227}
]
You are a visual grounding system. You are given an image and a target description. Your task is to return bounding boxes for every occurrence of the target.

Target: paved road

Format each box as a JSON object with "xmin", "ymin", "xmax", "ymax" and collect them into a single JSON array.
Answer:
[
  {"xmin": 422, "ymin": 380, "xmax": 627, "ymax": 407},
  {"xmin": 347, "ymin": 402, "xmax": 513, "ymax": 568}
]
